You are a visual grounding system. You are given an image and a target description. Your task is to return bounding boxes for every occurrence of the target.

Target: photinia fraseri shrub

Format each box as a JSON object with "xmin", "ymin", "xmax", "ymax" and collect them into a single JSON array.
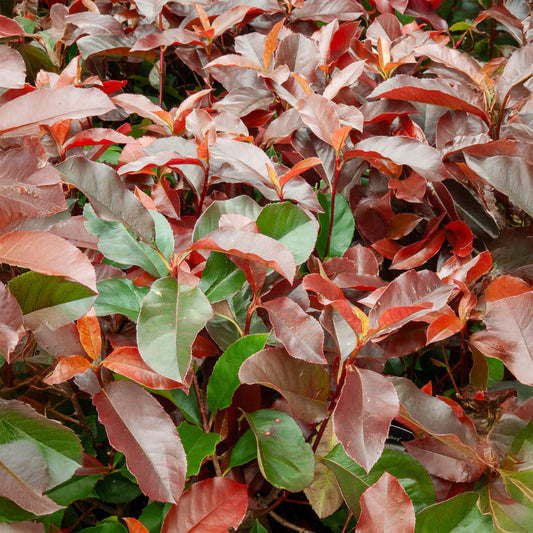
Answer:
[{"xmin": 0, "ymin": 1, "xmax": 532, "ymax": 532}]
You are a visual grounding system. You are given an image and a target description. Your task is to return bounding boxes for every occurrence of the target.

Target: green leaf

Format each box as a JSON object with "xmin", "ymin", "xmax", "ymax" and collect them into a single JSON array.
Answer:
[
  {"xmin": 84, "ymin": 204, "xmax": 170, "ymax": 277},
  {"xmin": 251, "ymin": 520, "xmax": 269, "ymax": 533},
  {"xmin": 58, "ymin": 156, "xmax": 156, "ymax": 244},
  {"xmin": 207, "ymin": 334, "xmax": 269, "ymax": 413},
  {"xmin": 256, "ymin": 202, "xmax": 318, "ymax": 265},
  {"xmin": 487, "ymin": 357, "xmax": 505, "ymax": 387},
  {"xmin": 365, "ymin": 449, "xmax": 436, "ymax": 513},
  {"xmin": 177, "ymin": 422, "xmax": 221, "ymax": 477},
  {"xmin": 0, "ymin": 496, "xmax": 37, "ymax": 523},
  {"xmin": 416, "ymin": 492, "xmax": 493, "ymax": 533},
  {"xmin": 229, "ymin": 429, "xmax": 258, "ymax": 470},
  {"xmin": 94, "ymin": 471, "xmax": 142, "ymax": 504},
  {"xmin": 199, "ymin": 252, "xmax": 246, "ymax": 303},
  {"xmin": 166, "ymin": 389, "xmax": 202, "ymax": 427},
  {"xmin": 245, "ymin": 410, "xmax": 315, "ymax": 491},
  {"xmin": 139, "ymin": 501, "xmax": 172, "ymax": 533},
  {"xmin": 45, "ymin": 475, "xmax": 101, "ymax": 506},
  {"xmin": 322, "ymin": 445, "xmax": 436, "ymax": 517},
  {"xmin": 192, "ymin": 196, "xmax": 261, "ymax": 241},
  {"xmin": 94, "ymin": 278, "xmax": 149, "ymax": 321},
  {"xmin": 8, "ymin": 272, "xmax": 96, "ymax": 328},
  {"xmin": 79, "ymin": 522, "xmax": 128, "ymax": 533},
  {"xmin": 137, "ymin": 277, "xmax": 213, "ymax": 382},
  {"xmin": 316, "ymin": 193, "xmax": 355, "ymax": 258},
  {"xmin": 0, "ymin": 398, "xmax": 82, "ymax": 488}
]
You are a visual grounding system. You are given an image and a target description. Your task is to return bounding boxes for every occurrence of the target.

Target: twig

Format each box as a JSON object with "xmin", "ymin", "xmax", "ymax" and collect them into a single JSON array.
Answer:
[
  {"xmin": 269, "ymin": 511, "xmax": 315, "ymax": 533},
  {"xmin": 192, "ymin": 372, "xmax": 209, "ymax": 432}
]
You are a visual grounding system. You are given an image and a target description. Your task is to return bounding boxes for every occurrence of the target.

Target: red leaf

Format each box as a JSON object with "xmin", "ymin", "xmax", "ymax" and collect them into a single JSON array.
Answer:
[
  {"xmin": 369, "ymin": 270, "xmax": 454, "ymax": 335},
  {"xmin": 426, "ymin": 313, "xmax": 464, "ymax": 344},
  {"xmin": 0, "ymin": 231, "xmax": 97, "ymax": 292},
  {"xmin": 131, "ymin": 28, "xmax": 203, "ymax": 51},
  {"xmin": 192, "ymin": 229, "xmax": 296, "ymax": 283},
  {"xmin": 404, "ymin": 437, "xmax": 486, "ymax": 483},
  {"xmin": 331, "ymin": 125, "xmax": 352, "ymax": 153},
  {"xmin": 0, "ymin": 282, "xmax": 25, "ymax": 363},
  {"xmin": 64, "ymin": 128, "xmax": 133, "ymax": 149},
  {"xmin": 484, "ymin": 275, "xmax": 531, "ymax": 303},
  {"xmin": 0, "ymin": 86, "xmax": 115, "ymax": 137},
  {"xmin": 161, "ymin": 477, "xmax": 249, "ymax": 533},
  {"xmin": 295, "ymin": 94, "xmax": 341, "ymax": 146},
  {"xmin": 333, "ymin": 367, "xmax": 399, "ymax": 472},
  {"xmin": 123, "ymin": 517, "xmax": 149, "ymax": 533},
  {"xmin": 368, "ymin": 75, "xmax": 488, "ymax": 123},
  {"xmin": 0, "ymin": 147, "xmax": 66, "ymax": 230},
  {"xmin": 263, "ymin": 20, "xmax": 284, "ymax": 71},
  {"xmin": 390, "ymin": 229, "xmax": 446, "ymax": 270},
  {"xmin": 386, "ymin": 213, "xmax": 422, "ymax": 239},
  {"xmin": 102, "ymin": 347, "xmax": 185, "ymax": 390},
  {"xmin": 93, "ymin": 381, "xmax": 186, "ymax": 503},
  {"xmin": 239, "ymin": 347, "xmax": 329, "ymax": 423},
  {"xmin": 0, "ymin": 14, "xmax": 24, "ymax": 37},
  {"xmin": 303, "ymin": 273, "xmax": 345, "ymax": 305},
  {"xmin": 44, "ymin": 355, "xmax": 93, "ymax": 385},
  {"xmin": 77, "ymin": 308, "xmax": 101, "ymax": 362},
  {"xmin": 445, "ymin": 220, "xmax": 474, "ymax": 257},
  {"xmin": 346, "ymin": 136, "xmax": 445, "ymax": 182},
  {"xmin": 438, "ymin": 251, "xmax": 492, "ymax": 285},
  {"xmin": 263, "ymin": 297, "xmax": 326, "ymax": 364},
  {"xmin": 0, "ymin": 440, "xmax": 62, "ymax": 516},
  {"xmin": 355, "ymin": 472, "xmax": 415, "ymax": 533},
  {"xmin": 470, "ymin": 292, "xmax": 533, "ymax": 386},
  {"xmin": 390, "ymin": 377, "xmax": 481, "ymax": 456}
]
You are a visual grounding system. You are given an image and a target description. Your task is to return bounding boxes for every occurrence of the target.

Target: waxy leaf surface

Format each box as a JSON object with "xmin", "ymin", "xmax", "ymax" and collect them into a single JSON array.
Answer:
[
  {"xmin": 161, "ymin": 477, "xmax": 249, "ymax": 533},
  {"xmin": 355, "ymin": 472, "xmax": 415, "ymax": 533},
  {"xmin": 239, "ymin": 347, "xmax": 329, "ymax": 423},
  {"xmin": 93, "ymin": 380, "xmax": 186, "ymax": 503},
  {"xmin": 137, "ymin": 277, "xmax": 213, "ymax": 383},
  {"xmin": 333, "ymin": 368, "xmax": 399, "ymax": 472},
  {"xmin": 245, "ymin": 409, "xmax": 315, "ymax": 491}
]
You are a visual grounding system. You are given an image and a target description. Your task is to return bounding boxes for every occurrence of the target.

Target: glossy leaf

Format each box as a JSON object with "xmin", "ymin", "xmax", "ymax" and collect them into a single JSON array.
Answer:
[
  {"xmin": 229, "ymin": 429, "xmax": 258, "ymax": 470},
  {"xmin": 192, "ymin": 229, "xmax": 296, "ymax": 283},
  {"xmin": 0, "ymin": 147, "xmax": 65, "ymax": 230},
  {"xmin": 295, "ymin": 94, "xmax": 341, "ymax": 145},
  {"xmin": 346, "ymin": 136, "xmax": 446, "ymax": 182},
  {"xmin": 369, "ymin": 270, "xmax": 454, "ymax": 335},
  {"xmin": 0, "ymin": 398, "xmax": 82, "ymax": 488},
  {"xmin": 207, "ymin": 334, "xmax": 269, "ymax": 413},
  {"xmin": 0, "ymin": 86, "xmax": 115, "ymax": 137},
  {"xmin": 470, "ymin": 292, "xmax": 533, "ymax": 386},
  {"xmin": 415, "ymin": 492, "xmax": 493, "ymax": 533},
  {"xmin": 316, "ymin": 193, "xmax": 355, "ymax": 258},
  {"xmin": 102, "ymin": 347, "xmax": 183, "ymax": 390},
  {"xmin": 161, "ymin": 477, "xmax": 249, "ymax": 533},
  {"xmin": 256, "ymin": 202, "xmax": 318, "ymax": 265},
  {"xmin": 93, "ymin": 380, "xmax": 186, "ymax": 503},
  {"xmin": 59, "ymin": 157, "xmax": 156, "ymax": 244},
  {"xmin": 263, "ymin": 297, "xmax": 326, "ymax": 364},
  {"xmin": 333, "ymin": 368, "xmax": 399, "ymax": 472},
  {"xmin": 177, "ymin": 422, "xmax": 221, "ymax": 477},
  {"xmin": 84, "ymin": 205, "xmax": 170, "ymax": 278},
  {"xmin": 123, "ymin": 518, "xmax": 149, "ymax": 533},
  {"xmin": 0, "ymin": 231, "xmax": 97, "ymax": 292},
  {"xmin": 245, "ymin": 409, "xmax": 315, "ymax": 491},
  {"xmin": 0, "ymin": 440, "xmax": 62, "ymax": 515},
  {"xmin": 44, "ymin": 355, "xmax": 93, "ymax": 385},
  {"xmin": 137, "ymin": 277, "xmax": 213, "ymax": 383},
  {"xmin": 94, "ymin": 278, "xmax": 149, "ymax": 322},
  {"xmin": 356, "ymin": 472, "xmax": 415, "ymax": 533},
  {"xmin": 239, "ymin": 347, "xmax": 329, "ymax": 423},
  {"xmin": 0, "ymin": 282, "xmax": 25, "ymax": 362},
  {"xmin": 77, "ymin": 308, "xmax": 101, "ymax": 362},
  {"xmin": 199, "ymin": 252, "xmax": 246, "ymax": 304}
]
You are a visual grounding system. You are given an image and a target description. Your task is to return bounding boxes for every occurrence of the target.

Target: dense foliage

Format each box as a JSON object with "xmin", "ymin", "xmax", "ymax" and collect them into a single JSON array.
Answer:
[{"xmin": 1, "ymin": 0, "xmax": 533, "ymax": 531}]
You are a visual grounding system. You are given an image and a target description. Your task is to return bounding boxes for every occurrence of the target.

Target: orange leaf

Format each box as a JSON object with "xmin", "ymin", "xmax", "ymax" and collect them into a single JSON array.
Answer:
[
  {"xmin": 123, "ymin": 517, "xmax": 149, "ymax": 533},
  {"xmin": 331, "ymin": 126, "xmax": 352, "ymax": 154},
  {"xmin": 291, "ymin": 73, "xmax": 312, "ymax": 95},
  {"xmin": 194, "ymin": 3, "xmax": 211, "ymax": 31},
  {"xmin": 426, "ymin": 313, "xmax": 464, "ymax": 344},
  {"xmin": 265, "ymin": 163, "xmax": 281, "ymax": 195},
  {"xmin": 263, "ymin": 20, "xmax": 284, "ymax": 72},
  {"xmin": 77, "ymin": 308, "xmax": 102, "ymax": 362},
  {"xmin": 279, "ymin": 157, "xmax": 322, "ymax": 188},
  {"xmin": 377, "ymin": 37, "xmax": 391, "ymax": 72},
  {"xmin": 44, "ymin": 355, "xmax": 93, "ymax": 385}
]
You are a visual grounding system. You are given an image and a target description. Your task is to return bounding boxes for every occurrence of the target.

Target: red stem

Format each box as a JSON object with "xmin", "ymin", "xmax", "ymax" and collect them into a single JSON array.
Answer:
[
  {"xmin": 324, "ymin": 154, "xmax": 342, "ymax": 257},
  {"xmin": 158, "ymin": 14, "xmax": 165, "ymax": 108}
]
